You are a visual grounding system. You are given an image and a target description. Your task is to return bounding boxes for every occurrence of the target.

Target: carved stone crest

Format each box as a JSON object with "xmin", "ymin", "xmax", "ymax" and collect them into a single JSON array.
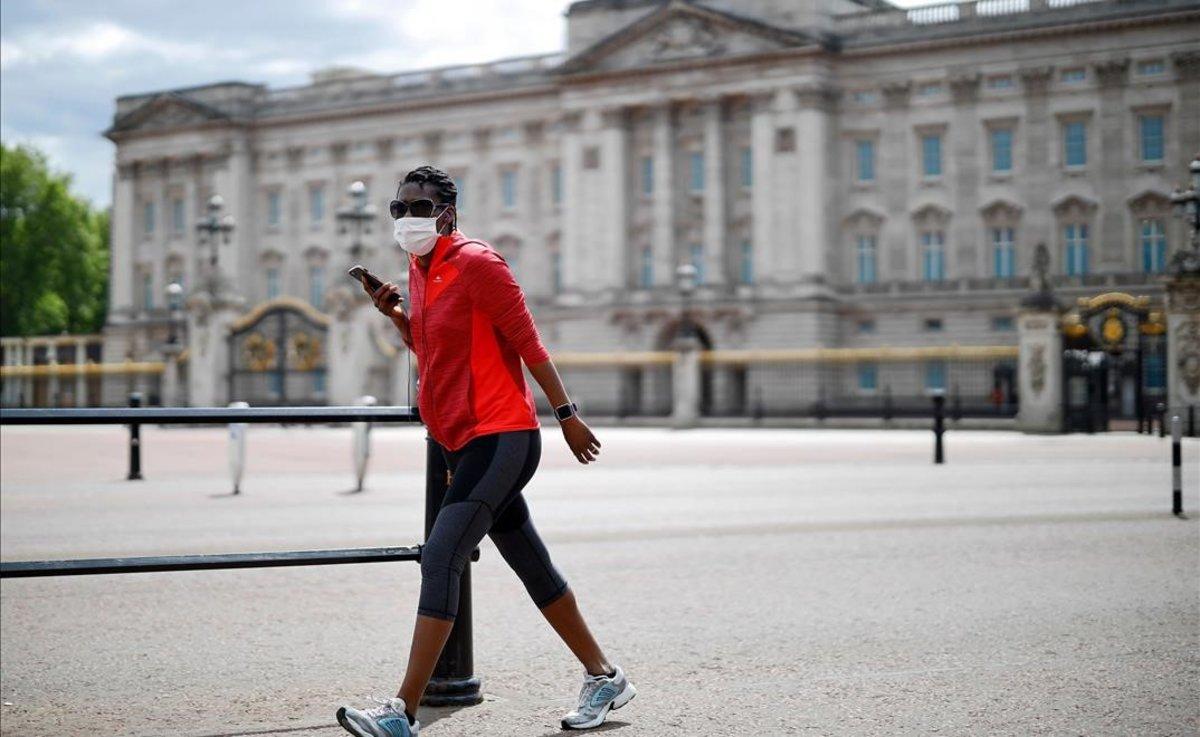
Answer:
[
  {"xmin": 1029, "ymin": 344, "xmax": 1046, "ymax": 396},
  {"xmin": 1177, "ymin": 317, "xmax": 1200, "ymax": 396},
  {"xmin": 649, "ymin": 17, "xmax": 724, "ymax": 60}
]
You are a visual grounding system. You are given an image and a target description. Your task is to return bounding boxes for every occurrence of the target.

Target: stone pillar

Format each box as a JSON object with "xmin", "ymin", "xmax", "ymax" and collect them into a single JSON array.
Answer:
[
  {"xmin": 1017, "ymin": 244, "xmax": 1063, "ymax": 433},
  {"xmin": 110, "ymin": 163, "xmax": 137, "ymax": 319},
  {"xmin": 185, "ymin": 291, "xmax": 245, "ymax": 407},
  {"xmin": 671, "ymin": 334, "xmax": 702, "ymax": 428},
  {"xmin": 1165, "ymin": 268, "xmax": 1200, "ymax": 419},
  {"xmin": 1019, "ymin": 67, "xmax": 1054, "ymax": 270},
  {"xmin": 949, "ymin": 72, "xmax": 982, "ymax": 277},
  {"xmin": 701, "ymin": 97, "xmax": 727, "ymax": 285},
  {"xmin": 652, "ymin": 103, "xmax": 676, "ymax": 286},
  {"xmin": 793, "ymin": 85, "xmax": 836, "ymax": 283},
  {"xmin": 75, "ymin": 338, "xmax": 88, "ymax": 407},
  {"xmin": 1093, "ymin": 58, "xmax": 1130, "ymax": 269},
  {"xmin": 749, "ymin": 93, "xmax": 776, "ymax": 285},
  {"xmin": 881, "ymin": 82, "xmax": 912, "ymax": 279},
  {"xmin": 326, "ymin": 288, "xmax": 376, "ymax": 406},
  {"xmin": 599, "ymin": 108, "xmax": 629, "ymax": 292}
]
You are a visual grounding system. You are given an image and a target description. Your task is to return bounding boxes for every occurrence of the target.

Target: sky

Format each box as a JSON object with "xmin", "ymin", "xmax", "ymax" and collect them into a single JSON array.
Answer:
[{"xmin": 0, "ymin": 0, "xmax": 928, "ymax": 210}]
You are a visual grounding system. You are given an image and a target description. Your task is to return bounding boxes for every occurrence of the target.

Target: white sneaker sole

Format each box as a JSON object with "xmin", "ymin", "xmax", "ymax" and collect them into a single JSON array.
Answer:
[{"xmin": 561, "ymin": 679, "xmax": 637, "ymax": 730}]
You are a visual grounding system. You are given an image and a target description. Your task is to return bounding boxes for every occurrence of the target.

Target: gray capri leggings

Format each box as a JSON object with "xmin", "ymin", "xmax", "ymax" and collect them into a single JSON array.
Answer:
[{"xmin": 417, "ymin": 428, "xmax": 570, "ymax": 621}]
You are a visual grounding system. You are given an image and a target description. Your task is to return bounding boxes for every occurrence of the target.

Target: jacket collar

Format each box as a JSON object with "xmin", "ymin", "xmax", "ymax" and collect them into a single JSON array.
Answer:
[{"xmin": 412, "ymin": 229, "xmax": 467, "ymax": 274}]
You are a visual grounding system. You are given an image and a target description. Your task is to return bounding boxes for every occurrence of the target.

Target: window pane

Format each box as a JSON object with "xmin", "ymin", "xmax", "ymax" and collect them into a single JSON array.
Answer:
[
  {"xmin": 309, "ymin": 266, "xmax": 325, "ymax": 308},
  {"xmin": 172, "ymin": 198, "xmax": 185, "ymax": 234},
  {"xmin": 991, "ymin": 129, "xmax": 1012, "ymax": 172},
  {"xmin": 641, "ymin": 156, "xmax": 654, "ymax": 196},
  {"xmin": 640, "ymin": 246, "xmax": 653, "ymax": 287},
  {"xmin": 740, "ymin": 147, "xmax": 753, "ymax": 188},
  {"xmin": 266, "ymin": 267, "xmax": 280, "ymax": 299},
  {"xmin": 740, "ymin": 240, "xmax": 753, "ymax": 285},
  {"xmin": 144, "ymin": 201, "xmax": 155, "ymax": 235},
  {"xmin": 501, "ymin": 170, "xmax": 517, "ymax": 209},
  {"xmin": 1140, "ymin": 115, "xmax": 1164, "ymax": 162},
  {"xmin": 551, "ymin": 164, "xmax": 562, "ymax": 205},
  {"xmin": 267, "ymin": 191, "xmax": 281, "ymax": 226},
  {"xmin": 552, "ymin": 251, "xmax": 563, "ymax": 292},
  {"xmin": 857, "ymin": 363, "xmax": 878, "ymax": 392},
  {"xmin": 689, "ymin": 152, "xmax": 705, "ymax": 192},
  {"xmin": 309, "ymin": 185, "xmax": 324, "ymax": 222},
  {"xmin": 921, "ymin": 135, "xmax": 941, "ymax": 177},
  {"xmin": 1064, "ymin": 122, "xmax": 1086, "ymax": 166},
  {"xmin": 925, "ymin": 361, "xmax": 946, "ymax": 391},
  {"xmin": 856, "ymin": 140, "xmax": 875, "ymax": 182}
]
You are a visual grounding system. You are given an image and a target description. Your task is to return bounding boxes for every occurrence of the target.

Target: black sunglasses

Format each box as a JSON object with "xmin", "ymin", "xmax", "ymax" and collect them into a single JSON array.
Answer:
[{"xmin": 389, "ymin": 198, "xmax": 449, "ymax": 219}]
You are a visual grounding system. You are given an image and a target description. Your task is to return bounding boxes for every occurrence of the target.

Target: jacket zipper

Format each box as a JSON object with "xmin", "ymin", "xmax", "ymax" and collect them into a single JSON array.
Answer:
[{"xmin": 417, "ymin": 265, "xmax": 440, "ymax": 444}]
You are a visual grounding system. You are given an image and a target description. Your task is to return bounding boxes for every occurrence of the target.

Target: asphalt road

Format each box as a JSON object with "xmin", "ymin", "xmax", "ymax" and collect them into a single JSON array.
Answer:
[{"xmin": 1, "ymin": 425, "xmax": 1197, "ymax": 736}]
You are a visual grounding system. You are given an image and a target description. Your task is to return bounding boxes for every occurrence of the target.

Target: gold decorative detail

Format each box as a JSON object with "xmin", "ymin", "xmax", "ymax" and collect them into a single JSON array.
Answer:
[
  {"xmin": 243, "ymin": 333, "xmax": 277, "ymax": 371},
  {"xmin": 699, "ymin": 345, "xmax": 1019, "ymax": 365},
  {"xmin": 0, "ymin": 362, "xmax": 165, "ymax": 378},
  {"xmin": 289, "ymin": 332, "xmax": 323, "ymax": 371},
  {"xmin": 1140, "ymin": 311, "xmax": 1166, "ymax": 336},
  {"xmin": 1101, "ymin": 310, "xmax": 1126, "ymax": 346},
  {"xmin": 1061, "ymin": 312, "xmax": 1088, "ymax": 339},
  {"xmin": 1076, "ymin": 292, "xmax": 1150, "ymax": 312},
  {"xmin": 229, "ymin": 297, "xmax": 331, "ymax": 332}
]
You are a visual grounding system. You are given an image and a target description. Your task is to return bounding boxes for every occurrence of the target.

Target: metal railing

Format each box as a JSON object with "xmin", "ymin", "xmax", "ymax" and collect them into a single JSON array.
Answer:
[{"xmin": 0, "ymin": 402, "xmax": 483, "ymax": 707}]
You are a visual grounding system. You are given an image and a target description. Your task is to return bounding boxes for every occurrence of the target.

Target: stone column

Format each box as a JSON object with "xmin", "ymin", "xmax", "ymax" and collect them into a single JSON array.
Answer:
[
  {"xmin": 701, "ymin": 97, "xmax": 727, "ymax": 285},
  {"xmin": 1017, "ymin": 244, "xmax": 1063, "ymax": 433},
  {"xmin": 881, "ymin": 82, "xmax": 912, "ymax": 279},
  {"xmin": 671, "ymin": 333, "xmax": 702, "ymax": 428},
  {"xmin": 792, "ymin": 84, "xmax": 836, "ymax": 283},
  {"xmin": 1019, "ymin": 67, "xmax": 1054, "ymax": 271},
  {"xmin": 599, "ymin": 107, "xmax": 629, "ymax": 292},
  {"xmin": 949, "ymin": 72, "xmax": 981, "ymax": 277},
  {"xmin": 1093, "ymin": 57, "xmax": 1130, "ymax": 269},
  {"xmin": 211, "ymin": 136, "xmax": 253, "ymax": 298},
  {"xmin": 749, "ymin": 92, "xmax": 777, "ymax": 285},
  {"xmin": 185, "ymin": 291, "xmax": 245, "ymax": 407},
  {"xmin": 110, "ymin": 163, "xmax": 137, "ymax": 319},
  {"xmin": 652, "ymin": 103, "xmax": 677, "ymax": 287},
  {"xmin": 75, "ymin": 338, "xmax": 88, "ymax": 407}
]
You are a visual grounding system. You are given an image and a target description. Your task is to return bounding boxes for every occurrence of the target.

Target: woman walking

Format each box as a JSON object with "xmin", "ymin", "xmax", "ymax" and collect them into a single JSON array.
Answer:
[{"xmin": 336, "ymin": 166, "xmax": 636, "ymax": 737}]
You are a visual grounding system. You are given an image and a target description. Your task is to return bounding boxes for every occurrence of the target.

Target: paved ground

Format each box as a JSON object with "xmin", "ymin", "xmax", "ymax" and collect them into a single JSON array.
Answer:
[{"xmin": 1, "ymin": 425, "xmax": 1197, "ymax": 737}]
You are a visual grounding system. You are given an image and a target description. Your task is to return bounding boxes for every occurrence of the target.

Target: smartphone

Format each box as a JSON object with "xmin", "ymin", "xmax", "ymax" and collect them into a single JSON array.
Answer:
[{"xmin": 347, "ymin": 264, "xmax": 401, "ymax": 306}]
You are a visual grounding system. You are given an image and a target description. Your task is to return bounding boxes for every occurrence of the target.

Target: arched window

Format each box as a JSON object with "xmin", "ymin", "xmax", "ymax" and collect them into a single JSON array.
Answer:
[
  {"xmin": 1129, "ymin": 191, "xmax": 1172, "ymax": 274},
  {"xmin": 844, "ymin": 209, "xmax": 884, "ymax": 285},
  {"xmin": 912, "ymin": 205, "xmax": 950, "ymax": 282},
  {"xmin": 980, "ymin": 201, "xmax": 1022, "ymax": 279},
  {"xmin": 1052, "ymin": 195, "xmax": 1097, "ymax": 277}
]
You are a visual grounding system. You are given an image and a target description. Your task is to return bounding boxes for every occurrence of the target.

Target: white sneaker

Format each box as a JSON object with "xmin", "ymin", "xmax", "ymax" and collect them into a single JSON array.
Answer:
[
  {"xmin": 336, "ymin": 695, "xmax": 419, "ymax": 737},
  {"xmin": 561, "ymin": 664, "xmax": 636, "ymax": 729}
]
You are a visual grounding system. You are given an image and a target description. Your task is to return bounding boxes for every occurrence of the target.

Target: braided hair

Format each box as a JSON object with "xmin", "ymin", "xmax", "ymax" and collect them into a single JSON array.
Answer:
[{"xmin": 402, "ymin": 165, "xmax": 457, "ymax": 206}]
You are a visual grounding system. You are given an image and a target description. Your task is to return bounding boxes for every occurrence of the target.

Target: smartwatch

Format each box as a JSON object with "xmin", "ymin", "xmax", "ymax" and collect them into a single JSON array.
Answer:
[{"xmin": 554, "ymin": 401, "xmax": 579, "ymax": 422}]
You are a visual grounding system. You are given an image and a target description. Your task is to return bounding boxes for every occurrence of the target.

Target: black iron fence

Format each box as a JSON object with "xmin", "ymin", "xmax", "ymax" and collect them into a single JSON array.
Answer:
[{"xmin": 0, "ymin": 402, "xmax": 483, "ymax": 707}]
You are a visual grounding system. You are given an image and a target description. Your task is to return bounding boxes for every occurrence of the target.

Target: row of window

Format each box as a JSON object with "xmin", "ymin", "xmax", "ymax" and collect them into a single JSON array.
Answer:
[
  {"xmin": 850, "ymin": 114, "xmax": 1165, "ymax": 183},
  {"xmin": 632, "ymin": 240, "xmax": 755, "ymax": 289},
  {"xmin": 847, "ymin": 60, "xmax": 1170, "ymax": 106},
  {"xmin": 852, "ymin": 217, "xmax": 1170, "ymax": 284},
  {"xmin": 855, "ymin": 316, "xmax": 1014, "ymax": 335}
]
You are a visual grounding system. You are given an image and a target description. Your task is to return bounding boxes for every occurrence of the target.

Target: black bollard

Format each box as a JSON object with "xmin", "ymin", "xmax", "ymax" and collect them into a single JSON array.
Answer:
[
  {"xmin": 421, "ymin": 435, "xmax": 483, "ymax": 706},
  {"xmin": 127, "ymin": 392, "xmax": 143, "ymax": 481},
  {"xmin": 932, "ymin": 394, "xmax": 945, "ymax": 465},
  {"xmin": 1172, "ymin": 415, "xmax": 1184, "ymax": 518},
  {"xmin": 1157, "ymin": 402, "xmax": 1166, "ymax": 438}
]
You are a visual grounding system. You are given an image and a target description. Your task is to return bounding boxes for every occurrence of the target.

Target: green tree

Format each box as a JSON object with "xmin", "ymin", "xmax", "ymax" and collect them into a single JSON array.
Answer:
[{"xmin": 0, "ymin": 142, "xmax": 110, "ymax": 336}]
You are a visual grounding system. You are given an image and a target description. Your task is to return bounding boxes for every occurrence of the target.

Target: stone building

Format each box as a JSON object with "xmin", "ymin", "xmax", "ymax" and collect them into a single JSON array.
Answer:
[{"xmin": 8, "ymin": 0, "xmax": 1198, "ymax": 425}]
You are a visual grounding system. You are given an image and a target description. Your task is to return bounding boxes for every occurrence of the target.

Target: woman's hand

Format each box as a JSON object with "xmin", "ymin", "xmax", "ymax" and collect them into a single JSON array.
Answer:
[
  {"xmin": 560, "ymin": 415, "xmax": 601, "ymax": 464},
  {"xmin": 370, "ymin": 281, "xmax": 408, "ymax": 319}
]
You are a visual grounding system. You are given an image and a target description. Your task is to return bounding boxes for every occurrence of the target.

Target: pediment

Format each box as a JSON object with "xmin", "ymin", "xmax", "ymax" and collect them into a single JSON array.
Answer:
[
  {"xmin": 107, "ymin": 94, "xmax": 233, "ymax": 137},
  {"xmin": 558, "ymin": 0, "xmax": 817, "ymax": 75}
]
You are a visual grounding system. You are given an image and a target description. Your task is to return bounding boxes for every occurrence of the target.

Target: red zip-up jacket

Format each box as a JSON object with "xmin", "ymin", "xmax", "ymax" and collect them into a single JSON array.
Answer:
[{"xmin": 403, "ymin": 230, "xmax": 551, "ymax": 452}]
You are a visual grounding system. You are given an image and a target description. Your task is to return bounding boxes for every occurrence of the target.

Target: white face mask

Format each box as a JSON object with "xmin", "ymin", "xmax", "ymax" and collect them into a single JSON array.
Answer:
[{"xmin": 393, "ymin": 217, "xmax": 439, "ymax": 256}]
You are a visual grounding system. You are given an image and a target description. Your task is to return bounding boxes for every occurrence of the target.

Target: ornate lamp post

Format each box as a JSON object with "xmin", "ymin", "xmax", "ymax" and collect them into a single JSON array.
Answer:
[
  {"xmin": 675, "ymin": 262, "xmax": 698, "ymax": 342},
  {"xmin": 336, "ymin": 180, "xmax": 376, "ymax": 260},
  {"xmin": 1169, "ymin": 153, "xmax": 1200, "ymax": 276},
  {"xmin": 195, "ymin": 195, "xmax": 235, "ymax": 295},
  {"xmin": 165, "ymin": 282, "xmax": 184, "ymax": 345}
]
